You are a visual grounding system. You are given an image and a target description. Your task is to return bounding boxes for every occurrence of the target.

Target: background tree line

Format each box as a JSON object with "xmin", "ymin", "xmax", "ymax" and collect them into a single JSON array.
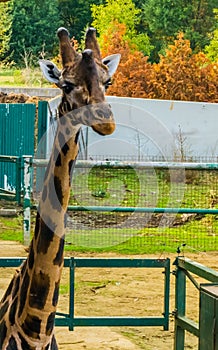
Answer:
[{"xmin": 0, "ymin": 0, "xmax": 217, "ymax": 102}]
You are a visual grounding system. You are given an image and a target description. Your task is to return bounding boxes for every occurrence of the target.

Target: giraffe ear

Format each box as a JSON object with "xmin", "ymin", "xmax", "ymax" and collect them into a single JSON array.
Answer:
[
  {"xmin": 39, "ymin": 59, "xmax": 61, "ymax": 85},
  {"xmin": 102, "ymin": 54, "xmax": 121, "ymax": 77}
]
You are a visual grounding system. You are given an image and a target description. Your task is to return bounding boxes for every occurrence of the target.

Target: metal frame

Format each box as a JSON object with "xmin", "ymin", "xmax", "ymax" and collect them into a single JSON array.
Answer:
[
  {"xmin": 173, "ymin": 257, "xmax": 218, "ymax": 349},
  {"xmin": 0, "ymin": 257, "xmax": 170, "ymax": 331}
]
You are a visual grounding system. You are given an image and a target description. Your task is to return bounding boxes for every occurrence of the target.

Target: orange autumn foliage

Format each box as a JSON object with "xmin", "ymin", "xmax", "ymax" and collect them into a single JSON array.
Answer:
[
  {"xmin": 102, "ymin": 26, "xmax": 218, "ymax": 102},
  {"xmin": 101, "ymin": 23, "xmax": 156, "ymax": 99}
]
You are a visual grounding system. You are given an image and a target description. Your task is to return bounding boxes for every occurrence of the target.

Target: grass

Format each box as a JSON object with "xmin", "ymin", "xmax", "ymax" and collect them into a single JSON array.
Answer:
[
  {"xmin": 0, "ymin": 67, "xmax": 49, "ymax": 87},
  {"xmin": 70, "ymin": 168, "xmax": 218, "ymax": 209},
  {"xmin": 1, "ymin": 214, "xmax": 217, "ymax": 254},
  {"xmin": 64, "ymin": 221, "xmax": 218, "ymax": 254},
  {"xmin": 0, "ymin": 215, "xmax": 23, "ymax": 242}
]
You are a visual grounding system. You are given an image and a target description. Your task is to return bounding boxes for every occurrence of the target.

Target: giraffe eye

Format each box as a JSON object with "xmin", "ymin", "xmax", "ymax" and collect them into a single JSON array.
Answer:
[
  {"xmin": 104, "ymin": 78, "xmax": 112, "ymax": 90},
  {"xmin": 63, "ymin": 82, "xmax": 75, "ymax": 94}
]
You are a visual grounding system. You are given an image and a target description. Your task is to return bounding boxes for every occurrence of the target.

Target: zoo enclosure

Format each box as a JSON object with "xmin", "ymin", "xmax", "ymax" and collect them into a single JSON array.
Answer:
[
  {"xmin": 1, "ymin": 98, "xmax": 218, "ymax": 252},
  {"xmin": 0, "ymin": 257, "xmax": 170, "ymax": 330},
  {"xmin": 1, "ymin": 155, "xmax": 218, "ymax": 252}
]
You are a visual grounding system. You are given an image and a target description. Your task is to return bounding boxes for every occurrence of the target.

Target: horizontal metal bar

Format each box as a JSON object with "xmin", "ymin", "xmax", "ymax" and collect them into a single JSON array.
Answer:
[
  {"xmin": 175, "ymin": 257, "xmax": 218, "ymax": 283},
  {"xmin": 0, "ymin": 258, "xmax": 25, "ymax": 267},
  {"xmin": 55, "ymin": 316, "xmax": 167, "ymax": 327},
  {"xmin": 0, "ymin": 155, "xmax": 19, "ymax": 163},
  {"xmin": 32, "ymin": 159, "xmax": 218, "ymax": 170},
  {"xmin": 176, "ymin": 316, "xmax": 199, "ymax": 337},
  {"xmin": 70, "ymin": 257, "xmax": 170, "ymax": 268},
  {"xmin": 66, "ymin": 206, "xmax": 218, "ymax": 214},
  {"xmin": 31, "ymin": 203, "xmax": 218, "ymax": 215},
  {"xmin": 0, "ymin": 257, "xmax": 170, "ymax": 269}
]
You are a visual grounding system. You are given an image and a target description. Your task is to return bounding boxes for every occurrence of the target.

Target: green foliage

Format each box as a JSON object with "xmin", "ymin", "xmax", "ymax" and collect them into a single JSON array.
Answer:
[
  {"xmin": 58, "ymin": 0, "xmax": 102, "ymax": 42},
  {"xmin": 0, "ymin": 1, "xmax": 13, "ymax": 62},
  {"xmin": 0, "ymin": 0, "xmax": 217, "ymax": 66},
  {"xmin": 205, "ymin": 9, "xmax": 218, "ymax": 62},
  {"xmin": 6, "ymin": 0, "xmax": 61, "ymax": 66},
  {"xmin": 91, "ymin": 0, "xmax": 152, "ymax": 55},
  {"xmin": 91, "ymin": 0, "xmax": 140, "ymax": 34},
  {"xmin": 142, "ymin": 0, "xmax": 218, "ymax": 61},
  {"xmin": 205, "ymin": 29, "xmax": 218, "ymax": 62}
]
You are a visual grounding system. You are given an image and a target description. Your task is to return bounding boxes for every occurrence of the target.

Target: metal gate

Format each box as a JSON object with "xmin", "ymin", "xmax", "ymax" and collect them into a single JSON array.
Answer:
[{"xmin": 0, "ymin": 257, "xmax": 171, "ymax": 331}]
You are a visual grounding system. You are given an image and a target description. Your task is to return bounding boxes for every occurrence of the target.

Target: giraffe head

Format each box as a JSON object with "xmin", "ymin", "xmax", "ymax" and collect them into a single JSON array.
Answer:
[{"xmin": 39, "ymin": 27, "xmax": 120, "ymax": 135}]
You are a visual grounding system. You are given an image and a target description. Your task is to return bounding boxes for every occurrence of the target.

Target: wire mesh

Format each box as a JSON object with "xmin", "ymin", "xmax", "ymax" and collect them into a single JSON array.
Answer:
[{"xmin": 33, "ymin": 157, "xmax": 218, "ymax": 253}]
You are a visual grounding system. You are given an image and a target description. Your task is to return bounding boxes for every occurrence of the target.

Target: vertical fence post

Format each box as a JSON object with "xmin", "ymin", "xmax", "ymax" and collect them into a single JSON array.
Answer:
[
  {"xmin": 69, "ymin": 257, "xmax": 75, "ymax": 331},
  {"xmin": 163, "ymin": 258, "xmax": 170, "ymax": 330},
  {"xmin": 174, "ymin": 257, "xmax": 186, "ymax": 350},
  {"xmin": 23, "ymin": 155, "xmax": 32, "ymax": 246}
]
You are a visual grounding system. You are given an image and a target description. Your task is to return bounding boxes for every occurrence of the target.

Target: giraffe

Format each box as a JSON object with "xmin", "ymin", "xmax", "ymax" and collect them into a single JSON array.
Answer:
[{"xmin": 0, "ymin": 27, "xmax": 120, "ymax": 350}]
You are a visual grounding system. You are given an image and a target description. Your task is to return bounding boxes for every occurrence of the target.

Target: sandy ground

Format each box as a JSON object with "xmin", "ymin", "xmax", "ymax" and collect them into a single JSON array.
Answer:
[{"xmin": 0, "ymin": 240, "xmax": 217, "ymax": 350}]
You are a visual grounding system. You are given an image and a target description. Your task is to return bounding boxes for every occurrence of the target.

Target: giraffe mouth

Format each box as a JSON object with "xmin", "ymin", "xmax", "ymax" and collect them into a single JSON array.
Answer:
[
  {"xmin": 90, "ymin": 102, "xmax": 116, "ymax": 135},
  {"xmin": 92, "ymin": 121, "xmax": 116, "ymax": 135}
]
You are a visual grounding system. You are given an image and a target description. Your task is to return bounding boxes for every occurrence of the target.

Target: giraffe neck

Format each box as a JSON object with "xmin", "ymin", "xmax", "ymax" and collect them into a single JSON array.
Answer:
[
  {"xmin": 0, "ymin": 102, "xmax": 115, "ymax": 349},
  {"xmin": 0, "ymin": 107, "xmax": 81, "ymax": 350},
  {"xmin": 19, "ymin": 110, "xmax": 81, "ymax": 337}
]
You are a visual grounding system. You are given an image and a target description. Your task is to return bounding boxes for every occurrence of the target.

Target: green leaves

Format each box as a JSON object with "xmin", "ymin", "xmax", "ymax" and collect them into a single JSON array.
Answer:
[
  {"xmin": 141, "ymin": 0, "xmax": 217, "ymax": 61},
  {"xmin": 1, "ymin": 0, "xmax": 61, "ymax": 66},
  {"xmin": 91, "ymin": 0, "xmax": 152, "ymax": 56}
]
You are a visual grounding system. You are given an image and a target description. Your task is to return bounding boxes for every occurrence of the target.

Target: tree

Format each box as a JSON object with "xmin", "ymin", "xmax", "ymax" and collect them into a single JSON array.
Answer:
[
  {"xmin": 205, "ymin": 9, "xmax": 218, "ymax": 62},
  {"xmin": 7, "ymin": 0, "xmax": 61, "ymax": 66},
  {"xmin": 205, "ymin": 29, "xmax": 218, "ymax": 62},
  {"xmin": 103, "ymin": 27, "xmax": 218, "ymax": 102},
  {"xmin": 58, "ymin": 0, "xmax": 102, "ymax": 42},
  {"xmin": 0, "ymin": 1, "xmax": 12, "ymax": 62},
  {"xmin": 91, "ymin": 0, "xmax": 152, "ymax": 56},
  {"xmin": 100, "ymin": 22, "xmax": 155, "ymax": 98},
  {"xmin": 153, "ymin": 33, "xmax": 218, "ymax": 102},
  {"xmin": 142, "ymin": 0, "xmax": 217, "ymax": 62}
]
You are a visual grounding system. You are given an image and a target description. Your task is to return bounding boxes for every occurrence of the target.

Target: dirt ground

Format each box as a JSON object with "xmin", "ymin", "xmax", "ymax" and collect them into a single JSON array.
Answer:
[{"xmin": 0, "ymin": 240, "xmax": 217, "ymax": 350}]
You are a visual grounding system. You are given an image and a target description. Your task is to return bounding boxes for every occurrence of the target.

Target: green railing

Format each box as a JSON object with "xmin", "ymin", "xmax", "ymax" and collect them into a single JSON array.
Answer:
[
  {"xmin": 0, "ymin": 257, "xmax": 170, "ymax": 331},
  {"xmin": 173, "ymin": 257, "xmax": 218, "ymax": 349}
]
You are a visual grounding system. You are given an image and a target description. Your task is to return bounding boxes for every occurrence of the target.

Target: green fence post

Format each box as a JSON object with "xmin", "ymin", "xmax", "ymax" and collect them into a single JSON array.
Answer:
[
  {"xmin": 174, "ymin": 257, "xmax": 186, "ymax": 350},
  {"xmin": 23, "ymin": 155, "xmax": 32, "ymax": 246},
  {"xmin": 163, "ymin": 258, "xmax": 170, "ymax": 330},
  {"xmin": 69, "ymin": 257, "xmax": 75, "ymax": 331}
]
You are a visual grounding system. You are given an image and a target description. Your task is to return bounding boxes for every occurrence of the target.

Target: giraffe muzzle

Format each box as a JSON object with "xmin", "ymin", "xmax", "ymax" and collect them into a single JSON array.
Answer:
[{"xmin": 90, "ymin": 103, "xmax": 116, "ymax": 135}]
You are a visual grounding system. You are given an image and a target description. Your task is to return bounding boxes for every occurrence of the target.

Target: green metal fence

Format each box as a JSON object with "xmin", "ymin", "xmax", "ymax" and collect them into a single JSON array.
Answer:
[
  {"xmin": 0, "ymin": 103, "xmax": 35, "ymax": 191},
  {"xmin": 173, "ymin": 257, "xmax": 218, "ymax": 350},
  {"xmin": 0, "ymin": 257, "xmax": 170, "ymax": 331},
  {"xmin": 32, "ymin": 159, "xmax": 218, "ymax": 252},
  {"xmin": 0, "ymin": 256, "xmax": 217, "ymax": 349},
  {"xmin": 1, "ymin": 156, "xmax": 218, "ymax": 252}
]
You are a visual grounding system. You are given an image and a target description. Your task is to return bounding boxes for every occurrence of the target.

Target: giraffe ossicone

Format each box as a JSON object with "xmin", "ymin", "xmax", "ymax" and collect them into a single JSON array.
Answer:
[{"xmin": 0, "ymin": 27, "xmax": 120, "ymax": 350}]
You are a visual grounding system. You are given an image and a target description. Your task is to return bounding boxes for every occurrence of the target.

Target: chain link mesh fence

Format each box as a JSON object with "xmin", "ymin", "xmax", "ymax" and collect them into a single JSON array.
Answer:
[{"xmin": 43, "ymin": 156, "xmax": 218, "ymax": 253}]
